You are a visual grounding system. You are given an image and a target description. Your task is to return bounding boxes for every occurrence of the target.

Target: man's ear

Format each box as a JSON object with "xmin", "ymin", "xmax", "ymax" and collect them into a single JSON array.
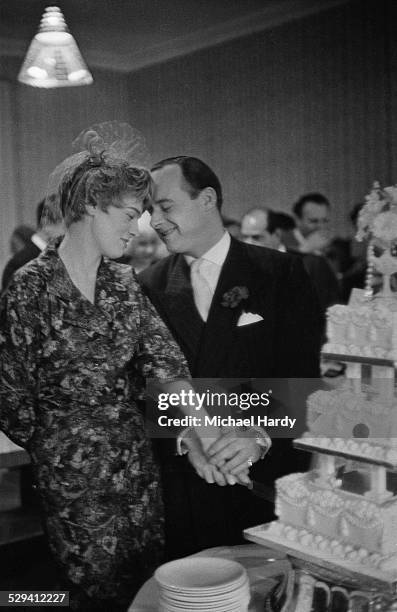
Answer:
[{"xmin": 200, "ymin": 187, "xmax": 217, "ymax": 211}]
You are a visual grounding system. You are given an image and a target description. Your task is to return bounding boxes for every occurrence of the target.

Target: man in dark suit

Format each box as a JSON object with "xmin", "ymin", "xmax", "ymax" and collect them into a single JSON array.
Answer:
[
  {"xmin": 1, "ymin": 199, "xmax": 64, "ymax": 294},
  {"xmin": 139, "ymin": 157, "xmax": 321, "ymax": 559},
  {"xmin": 241, "ymin": 208, "xmax": 340, "ymax": 320}
]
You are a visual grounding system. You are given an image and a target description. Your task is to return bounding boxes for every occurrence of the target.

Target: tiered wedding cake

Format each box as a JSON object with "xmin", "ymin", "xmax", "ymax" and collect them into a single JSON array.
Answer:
[
  {"xmin": 260, "ymin": 321, "xmax": 397, "ymax": 582},
  {"xmin": 245, "ymin": 183, "xmax": 397, "ymax": 586}
]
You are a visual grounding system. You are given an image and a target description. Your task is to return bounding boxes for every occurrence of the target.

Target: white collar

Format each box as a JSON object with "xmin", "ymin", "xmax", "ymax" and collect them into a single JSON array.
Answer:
[
  {"xmin": 31, "ymin": 233, "xmax": 47, "ymax": 251},
  {"xmin": 185, "ymin": 232, "xmax": 231, "ymax": 267}
]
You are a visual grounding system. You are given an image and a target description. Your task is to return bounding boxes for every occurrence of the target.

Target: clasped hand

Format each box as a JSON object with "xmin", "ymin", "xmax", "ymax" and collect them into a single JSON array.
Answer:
[{"xmin": 183, "ymin": 427, "xmax": 262, "ymax": 487}]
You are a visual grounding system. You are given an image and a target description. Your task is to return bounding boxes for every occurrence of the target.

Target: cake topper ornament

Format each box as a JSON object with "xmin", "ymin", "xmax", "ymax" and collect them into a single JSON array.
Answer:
[
  {"xmin": 356, "ymin": 182, "xmax": 397, "ymax": 242},
  {"xmin": 356, "ymin": 182, "xmax": 397, "ymax": 297}
]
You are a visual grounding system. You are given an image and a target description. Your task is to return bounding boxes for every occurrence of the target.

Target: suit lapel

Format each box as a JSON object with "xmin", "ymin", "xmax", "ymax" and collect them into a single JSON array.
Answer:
[
  {"xmin": 153, "ymin": 256, "xmax": 205, "ymax": 369},
  {"xmin": 160, "ymin": 255, "xmax": 196, "ymax": 320}
]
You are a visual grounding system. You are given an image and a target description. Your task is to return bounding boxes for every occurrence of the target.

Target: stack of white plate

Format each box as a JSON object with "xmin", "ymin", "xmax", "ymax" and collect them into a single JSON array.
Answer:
[{"xmin": 154, "ymin": 557, "xmax": 250, "ymax": 612}]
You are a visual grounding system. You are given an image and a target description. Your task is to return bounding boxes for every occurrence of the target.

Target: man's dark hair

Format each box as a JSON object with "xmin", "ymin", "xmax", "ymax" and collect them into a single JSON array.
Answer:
[
  {"xmin": 267, "ymin": 211, "xmax": 296, "ymax": 234},
  {"xmin": 293, "ymin": 193, "xmax": 330, "ymax": 218},
  {"xmin": 151, "ymin": 156, "xmax": 223, "ymax": 210}
]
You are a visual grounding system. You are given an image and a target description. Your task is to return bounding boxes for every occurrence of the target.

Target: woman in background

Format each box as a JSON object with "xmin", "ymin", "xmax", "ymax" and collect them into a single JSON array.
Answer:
[{"xmin": 0, "ymin": 127, "xmax": 190, "ymax": 611}]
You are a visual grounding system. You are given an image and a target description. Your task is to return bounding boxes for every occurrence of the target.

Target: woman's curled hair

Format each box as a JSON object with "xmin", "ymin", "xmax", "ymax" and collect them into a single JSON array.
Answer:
[{"xmin": 58, "ymin": 153, "xmax": 152, "ymax": 227}]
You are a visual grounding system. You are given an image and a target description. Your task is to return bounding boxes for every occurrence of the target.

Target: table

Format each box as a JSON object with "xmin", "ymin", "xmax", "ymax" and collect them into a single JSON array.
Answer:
[
  {"xmin": 128, "ymin": 543, "xmax": 293, "ymax": 611},
  {"xmin": 0, "ymin": 433, "xmax": 43, "ymax": 545}
]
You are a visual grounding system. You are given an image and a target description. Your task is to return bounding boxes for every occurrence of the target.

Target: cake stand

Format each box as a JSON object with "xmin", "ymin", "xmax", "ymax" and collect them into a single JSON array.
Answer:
[{"xmin": 245, "ymin": 522, "xmax": 397, "ymax": 611}]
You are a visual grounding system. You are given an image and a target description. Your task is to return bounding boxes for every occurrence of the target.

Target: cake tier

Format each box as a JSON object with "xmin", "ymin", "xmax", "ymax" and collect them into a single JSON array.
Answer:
[
  {"xmin": 298, "ymin": 384, "xmax": 397, "ymax": 464},
  {"xmin": 276, "ymin": 472, "xmax": 397, "ymax": 556},
  {"xmin": 244, "ymin": 521, "xmax": 397, "ymax": 585},
  {"xmin": 325, "ymin": 301, "xmax": 397, "ymax": 361}
]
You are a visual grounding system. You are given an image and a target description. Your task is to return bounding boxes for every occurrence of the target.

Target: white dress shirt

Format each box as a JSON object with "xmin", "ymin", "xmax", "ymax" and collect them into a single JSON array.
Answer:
[
  {"xmin": 186, "ymin": 232, "xmax": 230, "ymax": 290},
  {"xmin": 186, "ymin": 232, "xmax": 231, "ymax": 320}
]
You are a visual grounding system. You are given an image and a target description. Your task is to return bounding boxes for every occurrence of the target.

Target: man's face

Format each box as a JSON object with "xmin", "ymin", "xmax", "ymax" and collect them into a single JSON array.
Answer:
[
  {"xmin": 149, "ymin": 165, "xmax": 209, "ymax": 256},
  {"xmin": 298, "ymin": 202, "xmax": 329, "ymax": 237},
  {"xmin": 241, "ymin": 210, "xmax": 279, "ymax": 249}
]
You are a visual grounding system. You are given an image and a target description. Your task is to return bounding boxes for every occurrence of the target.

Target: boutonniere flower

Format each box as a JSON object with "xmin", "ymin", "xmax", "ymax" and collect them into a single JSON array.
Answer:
[{"xmin": 221, "ymin": 286, "xmax": 249, "ymax": 308}]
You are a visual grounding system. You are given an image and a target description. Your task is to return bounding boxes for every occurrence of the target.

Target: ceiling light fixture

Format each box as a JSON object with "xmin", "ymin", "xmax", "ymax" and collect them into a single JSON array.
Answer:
[{"xmin": 18, "ymin": 6, "xmax": 93, "ymax": 88}]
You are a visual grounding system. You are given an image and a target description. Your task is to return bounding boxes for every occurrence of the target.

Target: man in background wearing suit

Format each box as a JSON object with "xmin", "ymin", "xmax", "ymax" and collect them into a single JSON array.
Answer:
[
  {"xmin": 241, "ymin": 208, "xmax": 340, "ymax": 323},
  {"xmin": 1, "ymin": 199, "xmax": 64, "ymax": 293},
  {"xmin": 139, "ymin": 156, "xmax": 321, "ymax": 559}
]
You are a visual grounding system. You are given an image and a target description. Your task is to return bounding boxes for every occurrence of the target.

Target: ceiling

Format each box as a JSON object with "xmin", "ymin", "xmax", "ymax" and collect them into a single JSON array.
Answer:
[{"xmin": 0, "ymin": 0, "xmax": 347, "ymax": 73}]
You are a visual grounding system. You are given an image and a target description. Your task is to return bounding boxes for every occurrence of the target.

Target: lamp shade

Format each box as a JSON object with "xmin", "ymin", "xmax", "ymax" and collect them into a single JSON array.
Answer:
[{"xmin": 18, "ymin": 6, "xmax": 93, "ymax": 88}]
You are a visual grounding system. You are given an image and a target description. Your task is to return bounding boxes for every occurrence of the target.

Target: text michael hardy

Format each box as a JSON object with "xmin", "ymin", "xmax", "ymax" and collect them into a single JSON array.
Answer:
[{"xmin": 157, "ymin": 415, "xmax": 297, "ymax": 429}]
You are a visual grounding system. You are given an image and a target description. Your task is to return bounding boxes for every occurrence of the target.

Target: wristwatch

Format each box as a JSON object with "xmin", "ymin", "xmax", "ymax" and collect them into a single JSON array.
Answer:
[
  {"xmin": 251, "ymin": 426, "xmax": 272, "ymax": 459},
  {"xmin": 176, "ymin": 425, "xmax": 272, "ymax": 459}
]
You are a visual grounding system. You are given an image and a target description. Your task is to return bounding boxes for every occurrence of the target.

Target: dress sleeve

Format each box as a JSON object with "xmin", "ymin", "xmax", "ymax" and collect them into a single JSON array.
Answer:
[
  {"xmin": 0, "ymin": 277, "xmax": 40, "ymax": 447},
  {"xmin": 134, "ymin": 280, "xmax": 190, "ymax": 381}
]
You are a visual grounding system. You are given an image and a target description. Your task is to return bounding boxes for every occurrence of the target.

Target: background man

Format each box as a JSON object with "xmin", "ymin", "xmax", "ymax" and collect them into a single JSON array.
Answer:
[
  {"xmin": 241, "ymin": 207, "xmax": 299, "ymax": 251},
  {"xmin": 1, "ymin": 198, "xmax": 64, "ymax": 293},
  {"xmin": 8, "ymin": 224, "xmax": 35, "ymax": 257},
  {"xmin": 139, "ymin": 156, "xmax": 321, "ymax": 559},
  {"xmin": 240, "ymin": 207, "xmax": 276, "ymax": 249},
  {"xmin": 293, "ymin": 192, "xmax": 331, "ymax": 255},
  {"xmin": 293, "ymin": 193, "xmax": 353, "ymax": 298},
  {"xmin": 240, "ymin": 208, "xmax": 340, "ymax": 318}
]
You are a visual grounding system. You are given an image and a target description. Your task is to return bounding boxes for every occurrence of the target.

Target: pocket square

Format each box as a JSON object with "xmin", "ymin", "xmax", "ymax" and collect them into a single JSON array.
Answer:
[{"xmin": 237, "ymin": 311, "xmax": 264, "ymax": 326}]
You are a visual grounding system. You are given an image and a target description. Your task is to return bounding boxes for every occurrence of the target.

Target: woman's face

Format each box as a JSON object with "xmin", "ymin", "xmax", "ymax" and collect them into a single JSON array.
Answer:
[{"xmin": 92, "ymin": 191, "xmax": 143, "ymax": 259}]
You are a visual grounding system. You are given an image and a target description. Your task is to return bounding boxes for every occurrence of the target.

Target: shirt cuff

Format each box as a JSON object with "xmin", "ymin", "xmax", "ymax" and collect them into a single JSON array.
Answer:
[
  {"xmin": 248, "ymin": 425, "xmax": 272, "ymax": 459},
  {"xmin": 176, "ymin": 426, "xmax": 193, "ymax": 456}
]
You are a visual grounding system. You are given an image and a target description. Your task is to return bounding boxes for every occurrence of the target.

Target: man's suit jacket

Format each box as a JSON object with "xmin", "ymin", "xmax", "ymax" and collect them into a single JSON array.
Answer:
[
  {"xmin": 139, "ymin": 237, "xmax": 322, "ymax": 558},
  {"xmin": 286, "ymin": 248, "xmax": 340, "ymax": 339},
  {"xmin": 140, "ymin": 238, "xmax": 321, "ymax": 378}
]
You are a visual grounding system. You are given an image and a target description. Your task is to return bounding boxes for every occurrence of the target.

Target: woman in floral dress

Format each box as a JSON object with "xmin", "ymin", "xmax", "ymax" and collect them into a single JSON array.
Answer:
[{"xmin": 0, "ymin": 132, "xmax": 190, "ymax": 611}]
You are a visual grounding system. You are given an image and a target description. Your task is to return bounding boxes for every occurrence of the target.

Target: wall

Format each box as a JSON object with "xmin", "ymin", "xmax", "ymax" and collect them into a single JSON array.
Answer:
[
  {"xmin": 1, "ymin": 0, "xmax": 396, "ymax": 273},
  {"xmin": 0, "ymin": 81, "xmax": 18, "ymax": 274},
  {"xmin": 127, "ymin": 0, "xmax": 397, "ymax": 236}
]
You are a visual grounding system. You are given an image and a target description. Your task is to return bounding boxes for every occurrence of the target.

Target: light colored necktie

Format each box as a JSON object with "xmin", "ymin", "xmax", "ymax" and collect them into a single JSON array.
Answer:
[{"xmin": 190, "ymin": 258, "xmax": 213, "ymax": 321}]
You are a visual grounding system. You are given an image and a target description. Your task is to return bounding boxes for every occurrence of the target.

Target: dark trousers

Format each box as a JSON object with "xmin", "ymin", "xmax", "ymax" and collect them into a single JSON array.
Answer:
[{"xmin": 161, "ymin": 458, "xmax": 275, "ymax": 561}]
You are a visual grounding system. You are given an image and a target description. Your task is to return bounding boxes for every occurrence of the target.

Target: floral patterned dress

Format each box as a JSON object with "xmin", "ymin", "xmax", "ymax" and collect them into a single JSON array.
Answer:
[{"xmin": 0, "ymin": 241, "xmax": 189, "ymax": 610}]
